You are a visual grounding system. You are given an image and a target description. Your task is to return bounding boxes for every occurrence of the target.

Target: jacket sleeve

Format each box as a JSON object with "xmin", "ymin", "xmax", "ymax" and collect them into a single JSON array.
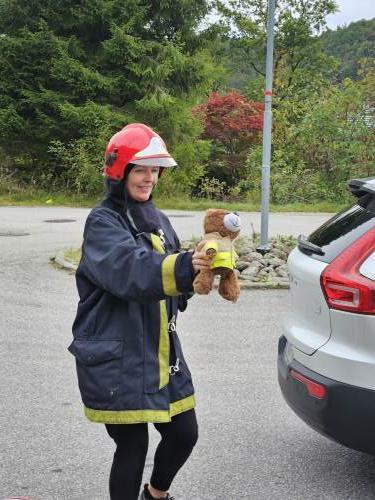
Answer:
[
  {"xmin": 169, "ymin": 225, "xmax": 195, "ymax": 311},
  {"xmin": 81, "ymin": 210, "xmax": 194, "ymax": 302}
]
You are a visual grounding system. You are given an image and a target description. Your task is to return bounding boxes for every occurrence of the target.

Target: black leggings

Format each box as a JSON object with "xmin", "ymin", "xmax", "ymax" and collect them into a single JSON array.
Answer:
[{"xmin": 105, "ymin": 409, "xmax": 198, "ymax": 500}]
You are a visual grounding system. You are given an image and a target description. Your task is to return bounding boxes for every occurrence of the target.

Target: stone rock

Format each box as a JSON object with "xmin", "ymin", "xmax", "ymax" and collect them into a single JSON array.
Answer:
[
  {"xmin": 239, "ymin": 254, "xmax": 252, "ymax": 263},
  {"xmin": 241, "ymin": 262, "xmax": 262, "ymax": 277},
  {"xmin": 278, "ymin": 264, "xmax": 288, "ymax": 271},
  {"xmin": 267, "ymin": 257, "xmax": 285, "ymax": 267},
  {"xmin": 238, "ymin": 275, "xmax": 252, "ymax": 282},
  {"xmin": 273, "ymin": 277, "xmax": 290, "ymax": 287},
  {"xmin": 247, "ymin": 251, "xmax": 264, "ymax": 262},
  {"xmin": 276, "ymin": 266, "xmax": 289, "ymax": 278},
  {"xmin": 270, "ymin": 278, "xmax": 290, "ymax": 289},
  {"xmin": 236, "ymin": 260, "xmax": 250, "ymax": 272},
  {"xmin": 263, "ymin": 265, "xmax": 275, "ymax": 272},
  {"xmin": 271, "ymin": 248, "xmax": 288, "ymax": 260},
  {"xmin": 235, "ymin": 242, "xmax": 256, "ymax": 255},
  {"xmin": 258, "ymin": 269, "xmax": 269, "ymax": 278}
]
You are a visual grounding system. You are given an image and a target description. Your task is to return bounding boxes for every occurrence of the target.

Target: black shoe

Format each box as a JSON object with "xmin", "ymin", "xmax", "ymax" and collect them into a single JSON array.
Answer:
[{"xmin": 139, "ymin": 484, "xmax": 175, "ymax": 500}]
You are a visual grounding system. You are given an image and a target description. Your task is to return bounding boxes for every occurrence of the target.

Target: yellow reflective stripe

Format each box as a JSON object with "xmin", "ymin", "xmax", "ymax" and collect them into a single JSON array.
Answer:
[
  {"xmin": 162, "ymin": 254, "xmax": 179, "ymax": 296},
  {"xmin": 210, "ymin": 251, "xmax": 235, "ymax": 270},
  {"xmin": 84, "ymin": 395, "xmax": 196, "ymax": 424},
  {"xmin": 150, "ymin": 233, "xmax": 179, "ymax": 296},
  {"xmin": 159, "ymin": 300, "xmax": 169, "ymax": 389},
  {"xmin": 150, "ymin": 233, "xmax": 165, "ymax": 254},
  {"xmin": 85, "ymin": 406, "xmax": 170, "ymax": 424},
  {"xmin": 149, "ymin": 233, "xmax": 170, "ymax": 388},
  {"xmin": 170, "ymin": 394, "xmax": 196, "ymax": 417}
]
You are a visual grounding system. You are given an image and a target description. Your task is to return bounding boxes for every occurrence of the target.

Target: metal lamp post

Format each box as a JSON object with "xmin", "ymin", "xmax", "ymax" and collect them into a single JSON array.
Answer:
[{"xmin": 257, "ymin": 0, "xmax": 276, "ymax": 255}]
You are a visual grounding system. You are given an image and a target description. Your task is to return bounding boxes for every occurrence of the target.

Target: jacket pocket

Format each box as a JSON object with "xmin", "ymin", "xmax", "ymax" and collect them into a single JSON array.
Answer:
[{"xmin": 68, "ymin": 339, "xmax": 123, "ymax": 409}]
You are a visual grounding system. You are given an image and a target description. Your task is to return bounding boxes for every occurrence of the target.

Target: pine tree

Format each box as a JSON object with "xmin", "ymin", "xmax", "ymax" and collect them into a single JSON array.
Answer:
[{"xmin": 0, "ymin": 0, "xmax": 221, "ymax": 193}]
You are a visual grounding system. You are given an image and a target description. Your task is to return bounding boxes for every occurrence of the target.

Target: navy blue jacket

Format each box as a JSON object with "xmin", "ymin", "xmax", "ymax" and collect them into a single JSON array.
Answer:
[{"xmin": 69, "ymin": 181, "xmax": 196, "ymax": 423}]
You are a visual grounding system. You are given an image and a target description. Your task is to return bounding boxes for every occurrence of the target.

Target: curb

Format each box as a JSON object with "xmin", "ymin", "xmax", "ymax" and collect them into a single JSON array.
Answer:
[
  {"xmin": 52, "ymin": 250, "xmax": 290, "ymax": 290},
  {"xmin": 240, "ymin": 280, "xmax": 290, "ymax": 290},
  {"xmin": 51, "ymin": 251, "xmax": 77, "ymax": 271}
]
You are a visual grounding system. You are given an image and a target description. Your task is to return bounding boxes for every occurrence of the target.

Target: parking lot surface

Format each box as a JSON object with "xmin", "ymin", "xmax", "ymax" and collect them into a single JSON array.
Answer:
[{"xmin": 1, "ymin": 207, "xmax": 374, "ymax": 500}]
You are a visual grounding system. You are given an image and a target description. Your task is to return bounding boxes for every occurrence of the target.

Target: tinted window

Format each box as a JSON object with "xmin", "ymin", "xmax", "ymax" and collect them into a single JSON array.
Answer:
[{"xmin": 307, "ymin": 194, "xmax": 375, "ymax": 263}]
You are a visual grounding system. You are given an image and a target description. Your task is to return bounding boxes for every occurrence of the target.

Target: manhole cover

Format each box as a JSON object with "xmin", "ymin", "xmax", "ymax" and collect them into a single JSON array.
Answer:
[
  {"xmin": 44, "ymin": 219, "xmax": 76, "ymax": 223},
  {"xmin": 0, "ymin": 231, "xmax": 30, "ymax": 237},
  {"xmin": 168, "ymin": 214, "xmax": 193, "ymax": 218}
]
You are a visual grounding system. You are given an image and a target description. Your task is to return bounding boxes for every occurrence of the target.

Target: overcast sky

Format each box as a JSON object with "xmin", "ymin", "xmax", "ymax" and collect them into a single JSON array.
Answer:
[
  {"xmin": 327, "ymin": 0, "xmax": 375, "ymax": 29},
  {"xmin": 206, "ymin": 1, "xmax": 375, "ymax": 32}
]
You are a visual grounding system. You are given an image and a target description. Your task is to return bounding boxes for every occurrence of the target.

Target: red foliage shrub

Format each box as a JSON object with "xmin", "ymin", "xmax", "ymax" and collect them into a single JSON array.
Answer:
[{"xmin": 194, "ymin": 90, "xmax": 264, "ymax": 152}]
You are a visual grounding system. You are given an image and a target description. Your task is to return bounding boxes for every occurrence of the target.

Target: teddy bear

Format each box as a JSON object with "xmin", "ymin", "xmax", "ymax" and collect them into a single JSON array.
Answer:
[{"xmin": 193, "ymin": 208, "xmax": 241, "ymax": 302}]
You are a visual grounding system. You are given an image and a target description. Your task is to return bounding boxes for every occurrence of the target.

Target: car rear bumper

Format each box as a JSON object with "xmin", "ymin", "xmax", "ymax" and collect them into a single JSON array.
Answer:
[{"xmin": 278, "ymin": 335, "xmax": 375, "ymax": 455}]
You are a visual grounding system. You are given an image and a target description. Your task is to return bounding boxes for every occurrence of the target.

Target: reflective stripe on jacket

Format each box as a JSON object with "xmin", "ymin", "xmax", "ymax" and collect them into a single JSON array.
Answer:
[{"xmin": 69, "ymin": 204, "xmax": 195, "ymax": 424}]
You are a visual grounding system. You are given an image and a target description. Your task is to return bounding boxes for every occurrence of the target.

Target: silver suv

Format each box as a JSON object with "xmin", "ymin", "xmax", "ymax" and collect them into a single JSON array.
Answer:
[{"xmin": 278, "ymin": 177, "xmax": 375, "ymax": 454}]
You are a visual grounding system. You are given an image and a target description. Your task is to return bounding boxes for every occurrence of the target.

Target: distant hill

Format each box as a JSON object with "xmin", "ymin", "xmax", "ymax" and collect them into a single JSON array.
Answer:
[
  {"xmin": 320, "ymin": 18, "xmax": 375, "ymax": 80},
  {"xmin": 223, "ymin": 17, "xmax": 375, "ymax": 91}
]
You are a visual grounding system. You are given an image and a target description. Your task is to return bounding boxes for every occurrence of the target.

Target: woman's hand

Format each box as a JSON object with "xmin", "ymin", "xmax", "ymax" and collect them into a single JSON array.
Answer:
[{"xmin": 192, "ymin": 241, "xmax": 212, "ymax": 274}]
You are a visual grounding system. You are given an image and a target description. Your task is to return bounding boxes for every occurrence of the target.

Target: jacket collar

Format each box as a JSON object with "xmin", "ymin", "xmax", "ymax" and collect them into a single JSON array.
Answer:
[{"xmin": 101, "ymin": 179, "xmax": 161, "ymax": 235}]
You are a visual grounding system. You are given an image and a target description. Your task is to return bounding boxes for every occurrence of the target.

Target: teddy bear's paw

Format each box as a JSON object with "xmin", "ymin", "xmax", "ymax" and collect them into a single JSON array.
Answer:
[
  {"xmin": 218, "ymin": 278, "xmax": 240, "ymax": 302},
  {"xmin": 220, "ymin": 291, "xmax": 238, "ymax": 302},
  {"xmin": 194, "ymin": 283, "xmax": 212, "ymax": 295}
]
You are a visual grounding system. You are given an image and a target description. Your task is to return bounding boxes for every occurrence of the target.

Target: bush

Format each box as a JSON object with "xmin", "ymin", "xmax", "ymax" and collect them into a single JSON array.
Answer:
[
  {"xmin": 156, "ymin": 138, "xmax": 210, "ymax": 198},
  {"xmin": 196, "ymin": 177, "xmax": 227, "ymax": 200}
]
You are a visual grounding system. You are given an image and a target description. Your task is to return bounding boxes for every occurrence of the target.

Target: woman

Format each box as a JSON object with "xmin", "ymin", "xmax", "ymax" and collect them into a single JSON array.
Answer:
[{"xmin": 69, "ymin": 123, "xmax": 211, "ymax": 500}]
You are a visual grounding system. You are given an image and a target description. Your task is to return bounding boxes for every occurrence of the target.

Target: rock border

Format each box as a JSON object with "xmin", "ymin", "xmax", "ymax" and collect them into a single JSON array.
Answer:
[
  {"xmin": 52, "ymin": 235, "xmax": 295, "ymax": 290},
  {"xmin": 181, "ymin": 235, "xmax": 295, "ymax": 290},
  {"xmin": 50, "ymin": 251, "xmax": 77, "ymax": 272}
]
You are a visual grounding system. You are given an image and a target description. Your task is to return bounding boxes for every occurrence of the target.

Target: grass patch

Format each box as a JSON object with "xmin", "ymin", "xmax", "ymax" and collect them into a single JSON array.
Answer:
[
  {"xmin": 0, "ymin": 187, "xmax": 346, "ymax": 213},
  {"xmin": 0, "ymin": 188, "xmax": 101, "ymax": 207},
  {"xmin": 153, "ymin": 196, "xmax": 344, "ymax": 213},
  {"xmin": 64, "ymin": 248, "xmax": 82, "ymax": 264}
]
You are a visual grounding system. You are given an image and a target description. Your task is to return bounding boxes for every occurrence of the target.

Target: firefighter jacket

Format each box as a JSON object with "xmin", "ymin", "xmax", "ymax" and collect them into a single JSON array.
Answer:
[{"xmin": 69, "ymin": 180, "xmax": 196, "ymax": 424}]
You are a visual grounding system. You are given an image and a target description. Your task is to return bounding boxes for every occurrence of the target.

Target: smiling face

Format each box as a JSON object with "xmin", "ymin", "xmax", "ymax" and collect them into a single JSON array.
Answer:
[{"xmin": 125, "ymin": 165, "xmax": 160, "ymax": 202}]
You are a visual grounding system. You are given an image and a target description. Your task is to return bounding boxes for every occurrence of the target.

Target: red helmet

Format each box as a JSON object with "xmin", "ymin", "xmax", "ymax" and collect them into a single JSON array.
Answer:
[{"xmin": 104, "ymin": 123, "xmax": 177, "ymax": 180}]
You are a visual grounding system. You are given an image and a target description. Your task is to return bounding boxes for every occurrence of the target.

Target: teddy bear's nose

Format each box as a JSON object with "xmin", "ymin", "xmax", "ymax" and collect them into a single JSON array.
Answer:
[{"xmin": 223, "ymin": 212, "xmax": 241, "ymax": 232}]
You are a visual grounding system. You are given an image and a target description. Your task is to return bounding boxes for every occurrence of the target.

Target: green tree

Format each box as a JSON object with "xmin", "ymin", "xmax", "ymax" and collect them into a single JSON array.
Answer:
[
  {"xmin": 216, "ymin": 0, "xmax": 337, "ymax": 103},
  {"xmin": 320, "ymin": 18, "xmax": 375, "ymax": 81},
  {"xmin": 249, "ymin": 80, "xmax": 375, "ymax": 204},
  {"xmin": 0, "ymin": 0, "xmax": 221, "ymax": 194}
]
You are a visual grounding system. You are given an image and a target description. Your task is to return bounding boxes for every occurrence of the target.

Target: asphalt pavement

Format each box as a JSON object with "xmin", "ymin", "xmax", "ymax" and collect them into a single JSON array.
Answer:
[{"xmin": 1, "ymin": 206, "xmax": 375, "ymax": 500}]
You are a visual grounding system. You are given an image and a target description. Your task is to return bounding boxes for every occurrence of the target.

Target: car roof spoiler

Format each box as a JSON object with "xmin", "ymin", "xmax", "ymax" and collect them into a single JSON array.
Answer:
[{"xmin": 347, "ymin": 177, "xmax": 375, "ymax": 198}]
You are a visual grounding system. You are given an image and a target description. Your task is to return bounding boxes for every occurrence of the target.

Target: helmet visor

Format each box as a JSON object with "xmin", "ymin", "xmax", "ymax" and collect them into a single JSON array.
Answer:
[{"xmin": 131, "ymin": 156, "xmax": 177, "ymax": 167}]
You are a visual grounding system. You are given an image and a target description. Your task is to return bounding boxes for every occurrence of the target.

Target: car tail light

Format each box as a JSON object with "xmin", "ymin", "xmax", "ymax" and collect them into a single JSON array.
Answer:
[
  {"xmin": 321, "ymin": 227, "xmax": 375, "ymax": 314},
  {"xmin": 290, "ymin": 369, "xmax": 326, "ymax": 399}
]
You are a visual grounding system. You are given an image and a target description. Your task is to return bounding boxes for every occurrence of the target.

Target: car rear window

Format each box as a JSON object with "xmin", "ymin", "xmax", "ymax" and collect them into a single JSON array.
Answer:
[{"xmin": 306, "ymin": 193, "xmax": 375, "ymax": 263}]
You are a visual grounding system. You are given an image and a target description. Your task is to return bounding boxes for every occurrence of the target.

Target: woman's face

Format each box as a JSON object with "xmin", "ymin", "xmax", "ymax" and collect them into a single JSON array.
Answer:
[{"xmin": 126, "ymin": 165, "xmax": 160, "ymax": 202}]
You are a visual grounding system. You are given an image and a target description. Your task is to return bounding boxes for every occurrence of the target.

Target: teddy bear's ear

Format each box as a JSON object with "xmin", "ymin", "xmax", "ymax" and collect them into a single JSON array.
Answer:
[{"xmin": 224, "ymin": 213, "xmax": 241, "ymax": 232}]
